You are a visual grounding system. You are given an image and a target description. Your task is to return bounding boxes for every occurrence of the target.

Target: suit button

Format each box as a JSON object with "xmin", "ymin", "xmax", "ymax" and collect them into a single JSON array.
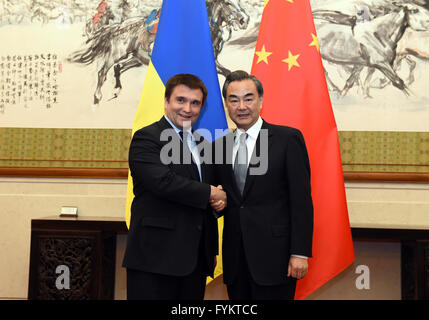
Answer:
[
  {"xmin": 240, "ymin": 205, "xmax": 244, "ymax": 209},
  {"xmin": 197, "ymin": 225, "xmax": 202, "ymax": 231}
]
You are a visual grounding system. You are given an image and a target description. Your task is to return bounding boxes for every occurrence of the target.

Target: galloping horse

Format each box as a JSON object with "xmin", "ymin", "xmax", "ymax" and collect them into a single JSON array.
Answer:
[
  {"xmin": 67, "ymin": 16, "xmax": 152, "ymax": 105},
  {"xmin": 317, "ymin": 3, "xmax": 429, "ymax": 98},
  {"xmin": 67, "ymin": 0, "xmax": 250, "ymax": 106}
]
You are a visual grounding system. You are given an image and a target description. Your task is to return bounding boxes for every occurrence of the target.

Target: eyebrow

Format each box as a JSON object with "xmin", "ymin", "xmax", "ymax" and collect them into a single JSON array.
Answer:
[
  {"xmin": 175, "ymin": 96, "xmax": 202, "ymax": 104},
  {"xmin": 228, "ymin": 93, "xmax": 255, "ymax": 99}
]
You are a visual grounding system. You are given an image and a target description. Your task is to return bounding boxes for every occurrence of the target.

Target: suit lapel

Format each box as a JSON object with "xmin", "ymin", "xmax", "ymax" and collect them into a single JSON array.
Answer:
[
  {"xmin": 242, "ymin": 120, "xmax": 273, "ymax": 198},
  {"xmin": 158, "ymin": 117, "xmax": 200, "ymax": 181},
  {"xmin": 228, "ymin": 162, "xmax": 241, "ymax": 200},
  {"xmin": 194, "ymin": 131, "xmax": 206, "ymax": 182},
  {"xmin": 222, "ymin": 133, "xmax": 242, "ymax": 203}
]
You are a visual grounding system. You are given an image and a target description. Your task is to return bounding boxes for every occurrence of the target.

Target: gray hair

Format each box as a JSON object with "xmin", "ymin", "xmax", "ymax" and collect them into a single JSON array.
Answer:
[{"xmin": 222, "ymin": 70, "xmax": 264, "ymax": 99}]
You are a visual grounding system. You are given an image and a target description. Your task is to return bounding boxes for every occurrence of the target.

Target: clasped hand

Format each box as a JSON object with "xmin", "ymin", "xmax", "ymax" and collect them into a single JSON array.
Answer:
[{"xmin": 210, "ymin": 185, "xmax": 227, "ymax": 212}]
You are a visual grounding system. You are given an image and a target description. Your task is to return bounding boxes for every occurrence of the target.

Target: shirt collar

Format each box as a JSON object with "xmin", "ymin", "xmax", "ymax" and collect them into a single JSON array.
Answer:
[
  {"xmin": 164, "ymin": 115, "xmax": 193, "ymax": 138},
  {"xmin": 235, "ymin": 116, "xmax": 263, "ymax": 141}
]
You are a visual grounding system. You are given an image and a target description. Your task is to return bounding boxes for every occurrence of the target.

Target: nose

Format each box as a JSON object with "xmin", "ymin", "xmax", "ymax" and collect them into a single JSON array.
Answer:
[
  {"xmin": 237, "ymin": 100, "xmax": 247, "ymax": 110},
  {"xmin": 182, "ymin": 102, "xmax": 192, "ymax": 113}
]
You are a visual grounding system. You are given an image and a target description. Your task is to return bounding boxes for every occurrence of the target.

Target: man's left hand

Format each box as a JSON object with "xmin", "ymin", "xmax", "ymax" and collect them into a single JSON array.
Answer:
[{"xmin": 287, "ymin": 256, "xmax": 308, "ymax": 279}]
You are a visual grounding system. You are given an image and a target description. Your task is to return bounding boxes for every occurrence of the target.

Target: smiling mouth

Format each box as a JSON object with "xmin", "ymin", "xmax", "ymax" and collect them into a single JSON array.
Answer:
[
  {"xmin": 237, "ymin": 114, "xmax": 250, "ymax": 119},
  {"xmin": 179, "ymin": 114, "xmax": 193, "ymax": 120}
]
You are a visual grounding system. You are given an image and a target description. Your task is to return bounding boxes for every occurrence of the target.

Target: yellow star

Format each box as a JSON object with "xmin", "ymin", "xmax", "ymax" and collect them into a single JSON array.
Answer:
[
  {"xmin": 264, "ymin": 0, "xmax": 270, "ymax": 7},
  {"xmin": 309, "ymin": 33, "xmax": 320, "ymax": 52},
  {"xmin": 282, "ymin": 50, "xmax": 300, "ymax": 71},
  {"xmin": 255, "ymin": 45, "xmax": 272, "ymax": 64},
  {"xmin": 286, "ymin": 0, "xmax": 294, "ymax": 3}
]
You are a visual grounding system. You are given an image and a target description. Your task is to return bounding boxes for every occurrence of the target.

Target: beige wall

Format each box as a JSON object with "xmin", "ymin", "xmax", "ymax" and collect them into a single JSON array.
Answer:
[
  {"xmin": 0, "ymin": 177, "xmax": 127, "ymax": 299},
  {"xmin": 1, "ymin": 177, "xmax": 429, "ymax": 299}
]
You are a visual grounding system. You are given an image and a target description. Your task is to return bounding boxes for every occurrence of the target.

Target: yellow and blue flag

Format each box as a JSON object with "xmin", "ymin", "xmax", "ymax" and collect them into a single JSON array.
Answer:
[{"xmin": 125, "ymin": 0, "xmax": 228, "ymax": 280}]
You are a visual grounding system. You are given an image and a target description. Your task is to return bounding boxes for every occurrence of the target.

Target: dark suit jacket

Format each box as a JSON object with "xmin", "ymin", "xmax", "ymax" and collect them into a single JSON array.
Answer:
[
  {"xmin": 122, "ymin": 116, "xmax": 218, "ymax": 277},
  {"xmin": 215, "ymin": 120, "xmax": 313, "ymax": 286}
]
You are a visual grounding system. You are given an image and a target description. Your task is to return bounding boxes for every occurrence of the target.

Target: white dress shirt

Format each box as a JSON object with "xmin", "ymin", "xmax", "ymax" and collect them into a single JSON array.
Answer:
[
  {"xmin": 164, "ymin": 115, "xmax": 202, "ymax": 181},
  {"xmin": 232, "ymin": 117, "xmax": 263, "ymax": 169}
]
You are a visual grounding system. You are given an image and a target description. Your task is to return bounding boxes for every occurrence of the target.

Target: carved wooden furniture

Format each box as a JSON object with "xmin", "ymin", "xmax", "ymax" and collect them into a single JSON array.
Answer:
[{"xmin": 28, "ymin": 216, "xmax": 127, "ymax": 300}]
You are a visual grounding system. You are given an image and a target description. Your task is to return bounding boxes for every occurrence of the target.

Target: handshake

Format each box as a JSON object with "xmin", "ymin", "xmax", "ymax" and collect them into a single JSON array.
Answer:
[{"xmin": 209, "ymin": 185, "xmax": 227, "ymax": 213}]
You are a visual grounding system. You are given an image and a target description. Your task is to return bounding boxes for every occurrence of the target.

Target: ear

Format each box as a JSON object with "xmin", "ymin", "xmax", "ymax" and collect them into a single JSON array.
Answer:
[
  {"xmin": 164, "ymin": 97, "xmax": 168, "ymax": 109},
  {"xmin": 259, "ymin": 96, "xmax": 264, "ymax": 109}
]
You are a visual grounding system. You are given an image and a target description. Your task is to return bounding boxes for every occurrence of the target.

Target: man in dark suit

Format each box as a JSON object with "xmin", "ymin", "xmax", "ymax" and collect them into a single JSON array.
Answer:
[
  {"xmin": 215, "ymin": 70, "xmax": 314, "ymax": 300},
  {"xmin": 123, "ymin": 74, "xmax": 226, "ymax": 300}
]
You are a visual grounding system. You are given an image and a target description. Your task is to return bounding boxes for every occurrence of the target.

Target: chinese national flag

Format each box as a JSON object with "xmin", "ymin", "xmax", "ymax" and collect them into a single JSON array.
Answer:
[{"xmin": 251, "ymin": 0, "xmax": 354, "ymax": 299}]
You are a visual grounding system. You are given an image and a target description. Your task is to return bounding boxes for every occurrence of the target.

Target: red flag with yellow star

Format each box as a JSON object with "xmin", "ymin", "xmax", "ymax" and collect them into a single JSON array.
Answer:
[{"xmin": 251, "ymin": 0, "xmax": 354, "ymax": 299}]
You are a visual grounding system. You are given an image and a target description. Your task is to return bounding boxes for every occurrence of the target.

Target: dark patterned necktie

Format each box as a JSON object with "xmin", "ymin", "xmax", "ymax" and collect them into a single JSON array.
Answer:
[{"xmin": 179, "ymin": 130, "xmax": 200, "ymax": 181}]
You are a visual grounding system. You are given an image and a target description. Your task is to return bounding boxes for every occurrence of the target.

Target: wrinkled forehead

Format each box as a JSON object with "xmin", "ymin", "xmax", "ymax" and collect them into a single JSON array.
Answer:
[{"xmin": 226, "ymin": 79, "xmax": 258, "ymax": 96}]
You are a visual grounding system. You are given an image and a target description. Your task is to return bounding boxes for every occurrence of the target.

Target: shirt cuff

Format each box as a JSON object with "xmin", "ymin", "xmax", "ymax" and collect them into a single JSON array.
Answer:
[{"xmin": 291, "ymin": 254, "xmax": 308, "ymax": 259}]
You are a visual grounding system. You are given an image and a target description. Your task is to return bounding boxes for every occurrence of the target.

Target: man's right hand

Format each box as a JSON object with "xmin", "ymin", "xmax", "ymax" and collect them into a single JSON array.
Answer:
[{"xmin": 210, "ymin": 185, "xmax": 227, "ymax": 212}]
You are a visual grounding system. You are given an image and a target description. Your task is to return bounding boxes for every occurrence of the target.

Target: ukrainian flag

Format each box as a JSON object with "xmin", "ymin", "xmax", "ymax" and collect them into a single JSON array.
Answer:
[{"xmin": 125, "ymin": 0, "xmax": 228, "ymax": 280}]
